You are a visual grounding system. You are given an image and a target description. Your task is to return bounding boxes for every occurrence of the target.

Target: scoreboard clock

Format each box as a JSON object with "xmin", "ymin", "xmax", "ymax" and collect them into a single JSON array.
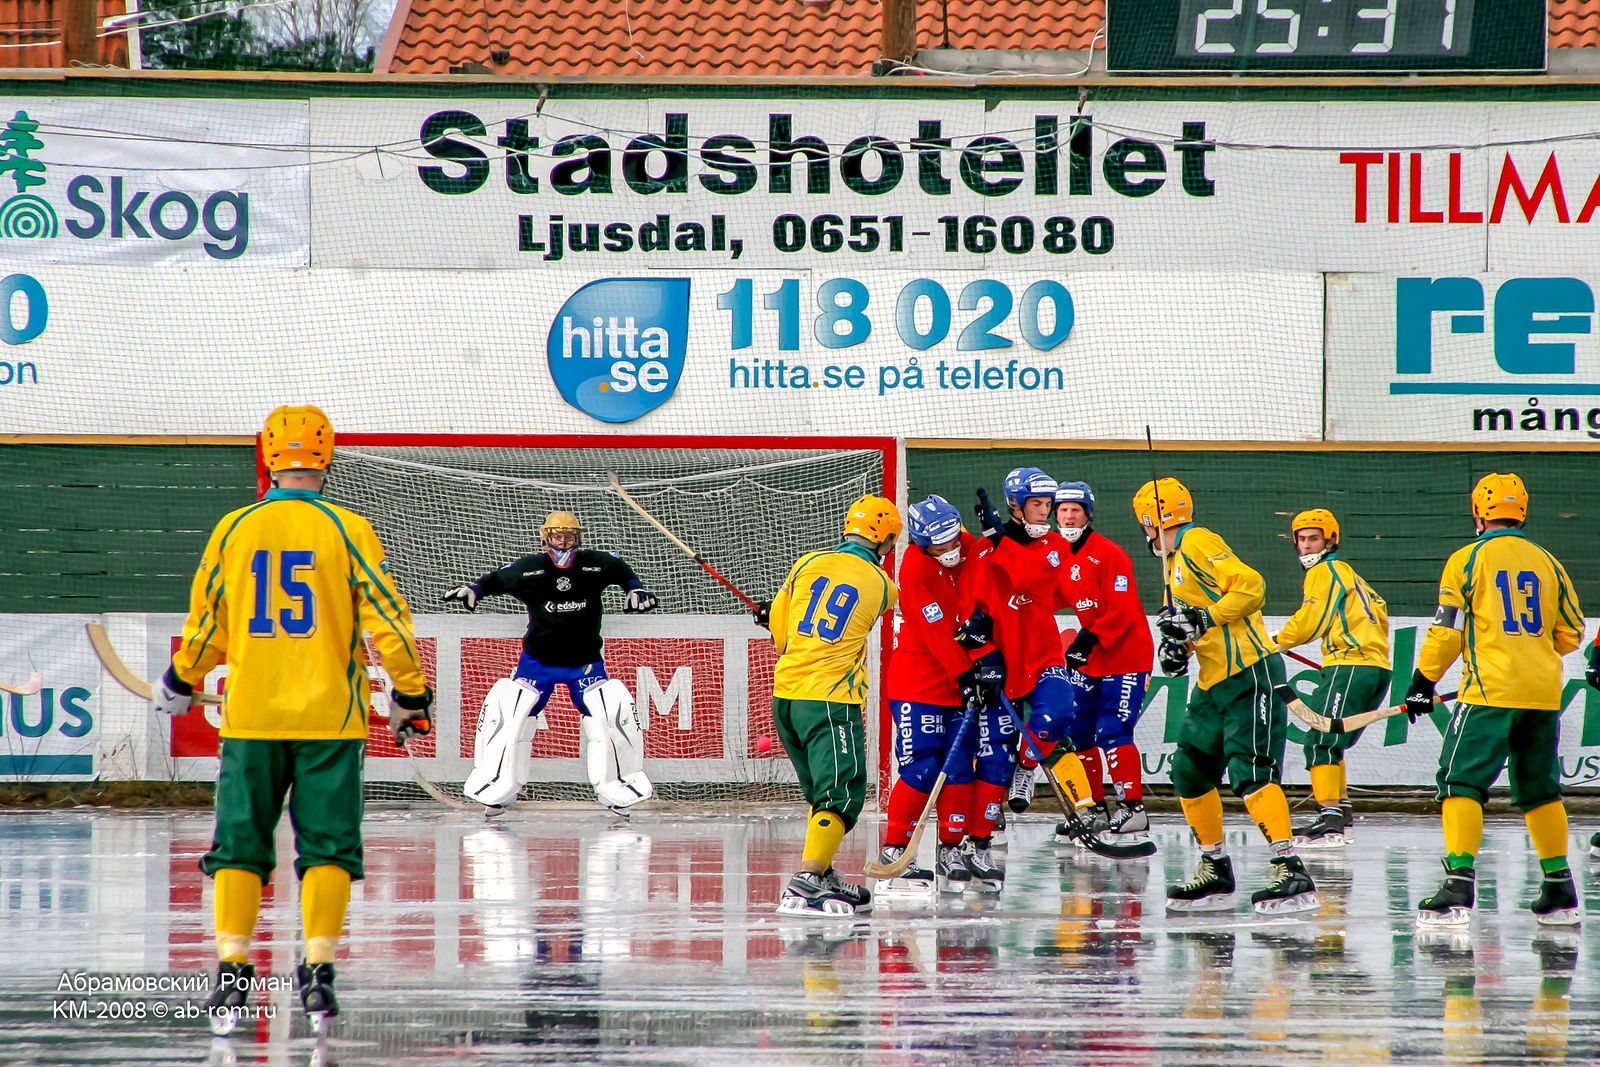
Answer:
[{"xmin": 1107, "ymin": 0, "xmax": 1546, "ymax": 73}]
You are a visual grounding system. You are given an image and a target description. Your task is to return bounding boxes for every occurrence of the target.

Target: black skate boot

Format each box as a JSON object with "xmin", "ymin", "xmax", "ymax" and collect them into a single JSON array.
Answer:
[
  {"xmin": 962, "ymin": 836, "xmax": 1004, "ymax": 893},
  {"xmin": 1417, "ymin": 862, "xmax": 1475, "ymax": 927},
  {"xmin": 875, "ymin": 844, "xmax": 934, "ymax": 895},
  {"xmin": 778, "ymin": 869, "xmax": 870, "ymax": 917},
  {"xmin": 1530, "ymin": 869, "xmax": 1581, "ymax": 927},
  {"xmin": 1589, "ymin": 831, "xmax": 1600, "ymax": 860},
  {"xmin": 295, "ymin": 961, "xmax": 338, "ymax": 1033},
  {"xmin": 936, "ymin": 843, "xmax": 972, "ymax": 893},
  {"xmin": 205, "ymin": 960, "xmax": 253, "ymax": 1037},
  {"xmin": 1167, "ymin": 853, "xmax": 1236, "ymax": 912},
  {"xmin": 1251, "ymin": 855, "xmax": 1319, "ymax": 915},
  {"xmin": 991, "ymin": 807, "xmax": 1008, "ymax": 848},
  {"xmin": 1056, "ymin": 802, "xmax": 1109, "ymax": 843},
  {"xmin": 1339, "ymin": 801, "xmax": 1354, "ymax": 830},
  {"xmin": 1106, "ymin": 802, "xmax": 1150, "ymax": 841},
  {"xmin": 1293, "ymin": 808, "xmax": 1349, "ymax": 850},
  {"xmin": 1007, "ymin": 763, "xmax": 1035, "ymax": 813}
]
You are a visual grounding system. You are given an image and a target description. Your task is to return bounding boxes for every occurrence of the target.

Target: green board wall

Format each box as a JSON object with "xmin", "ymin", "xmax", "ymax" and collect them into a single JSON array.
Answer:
[
  {"xmin": 908, "ymin": 448, "xmax": 1599, "ymax": 618},
  {"xmin": 0, "ymin": 446, "xmax": 257, "ymax": 611}
]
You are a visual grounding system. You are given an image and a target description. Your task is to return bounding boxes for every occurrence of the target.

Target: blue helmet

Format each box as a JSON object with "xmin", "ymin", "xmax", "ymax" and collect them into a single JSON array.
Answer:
[
  {"xmin": 906, "ymin": 494, "xmax": 964, "ymax": 547},
  {"xmin": 1054, "ymin": 481, "xmax": 1095, "ymax": 518},
  {"xmin": 1004, "ymin": 467, "xmax": 1058, "ymax": 508}
]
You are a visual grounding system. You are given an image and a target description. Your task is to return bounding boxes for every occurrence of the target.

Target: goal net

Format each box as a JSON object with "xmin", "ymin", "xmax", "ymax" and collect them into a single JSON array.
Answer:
[{"xmin": 317, "ymin": 436, "xmax": 896, "ymax": 806}]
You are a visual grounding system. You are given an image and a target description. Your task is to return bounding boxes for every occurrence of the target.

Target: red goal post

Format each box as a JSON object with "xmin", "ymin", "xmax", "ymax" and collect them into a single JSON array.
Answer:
[{"xmin": 253, "ymin": 433, "xmax": 900, "ymax": 804}]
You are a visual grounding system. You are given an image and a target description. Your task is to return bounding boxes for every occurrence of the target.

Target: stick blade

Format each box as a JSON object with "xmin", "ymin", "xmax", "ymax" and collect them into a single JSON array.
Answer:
[
  {"xmin": 1085, "ymin": 835, "xmax": 1157, "ymax": 860},
  {"xmin": 1274, "ymin": 684, "xmax": 1335, "ymax": 733}
]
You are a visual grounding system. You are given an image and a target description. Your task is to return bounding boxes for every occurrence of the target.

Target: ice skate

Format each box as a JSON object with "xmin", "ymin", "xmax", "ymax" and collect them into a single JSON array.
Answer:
[
  {"xmin": 874, "ymin": 844, "xmax": 935, "ymax": 897},
  {"xmin": 1292, "ymin": 808, "xmax": 1350, "ymax": 850},
  {"xmin": 962, "ymin": 836, "xmax": 1004, "ymax": 893},
  {"xmin": 777, "ymin": 869, "xmax": 870, "ymax": 917},
  {"xmin": 1589, "ymin": 831, "xmax": 1600, "ymax": 860},
  {"xmin": 1416, "ymin": 863, "xmax": 1475, "ymax": 927},
  {"xmin": 1339, "ymin": 801, "xmax": 1354, "ymax": 830},
  {"xmin": 205, "ymin": 960, "xmax": 253, "ymax": 1037},
  {"xmin": 482, "ymin": 803, "xmax": 511, "ymax": 819},
  {"xmin": 1530, "ymin": 869, "xmax": 1581, "ymax": 927},
  {"xmin": 1083, "ymin": 801, "xmax": 1110, "ymax": 834},
  {"xmin": 1166, "ymin": 853, "xmax": 1236, "ymax": 912},
  {"xmin": 295, "ymin": 961, "xmax": 339, "ymax": 1034},
  {"xmin": 1055, "ymin": 802, "xmax": 1109, "ymax": 845},
  {"xmin": 1007, "ymin": 763, "xmax": 1035, "ymax": 813},
  {"xmin": 1251, "ymin": 855, "xmax": 1318, "ymax": 915},
  {"xmin": 1105, "ymin": 802, "xmax": 1150, "ymax": 842},
  {"xmin": 936, "ymin": 843, "xmax": 971, "ymax": 893},
  {"xmin": 990, "ymin": 808, "xmax": 1008, "ymax": 849}
]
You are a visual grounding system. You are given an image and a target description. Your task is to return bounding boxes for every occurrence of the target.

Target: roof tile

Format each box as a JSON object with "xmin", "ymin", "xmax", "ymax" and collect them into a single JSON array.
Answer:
[{"xmin": 0, "ymin": 0, "xmax": 131, "ymax": 69}]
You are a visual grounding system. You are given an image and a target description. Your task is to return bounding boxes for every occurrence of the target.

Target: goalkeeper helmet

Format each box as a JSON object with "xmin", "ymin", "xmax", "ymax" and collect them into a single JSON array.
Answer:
[
  {"xmin": 1132, "ymin": 478, "xmax": 1193, "ymax": 531},
  {"xmin": 1471, "ymin": 472, "xmax": 1528, "ymax": 524},
  {"xmin": 1004, "ymin": 467, "xmax": 1058, "ymax": 509},
  {"xmin": 261, "ymin": 405, "xmax": 334, "ymax": 472},
  {"xmin": 843, "ymin": 495, "xmax": 902, "ymax": 551},
  {"xmin": 541, "ymin": 511, "xmax": 583, "ymax": 567}
]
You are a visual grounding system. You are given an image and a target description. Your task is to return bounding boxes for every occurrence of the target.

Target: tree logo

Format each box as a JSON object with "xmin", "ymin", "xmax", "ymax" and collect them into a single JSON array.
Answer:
[{"xmin": 0, "ymin": 111, "xmax": 58, "ymax": 240}]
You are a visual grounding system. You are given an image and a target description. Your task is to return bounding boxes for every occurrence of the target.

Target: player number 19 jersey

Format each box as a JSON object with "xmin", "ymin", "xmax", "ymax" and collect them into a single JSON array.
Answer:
[{"xmin": 769, "ymin": 544, "xmax": 898, "ymax": 704}]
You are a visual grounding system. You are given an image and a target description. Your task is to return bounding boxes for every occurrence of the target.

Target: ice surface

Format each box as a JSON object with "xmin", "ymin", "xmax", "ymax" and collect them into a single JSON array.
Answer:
[{"xmin": 0, "ymin": 808, "xmax": 1596, "ymax": 1065}]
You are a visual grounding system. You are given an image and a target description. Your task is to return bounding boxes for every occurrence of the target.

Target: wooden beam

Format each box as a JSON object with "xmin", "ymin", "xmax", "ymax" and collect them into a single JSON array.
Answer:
[
  {"xmin": 61, "ymin": 0, "xmax": 98, "ymax": 67},
  {"xmin": 880, "ymin": 0, "xmax": 917, "ymax": 65}
]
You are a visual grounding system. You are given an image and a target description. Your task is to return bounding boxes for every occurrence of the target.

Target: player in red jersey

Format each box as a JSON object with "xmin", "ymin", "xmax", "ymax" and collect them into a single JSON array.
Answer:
[
  {"xmin": 879, "ymin": 495, "xmax": 996, "ymax": 893},
  {"xmin": 1049, "ymin": 480, "xmax": 1156, "ymax": 840}
]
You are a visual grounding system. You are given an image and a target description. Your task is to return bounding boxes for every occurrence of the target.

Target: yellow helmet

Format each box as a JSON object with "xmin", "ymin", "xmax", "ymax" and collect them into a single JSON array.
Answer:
[
  {"xmin": 842, "ymin": 494, "xmax": 902, "ymax": 546},
  {"xmin": 540, "ymin": 511, "xmax": 583, "ymax": 538},
  {"xmin": 1131, "ymin": 478, "xmax": 1193, "ymax": 531},
  {"xmin": 1291, "ymin": 508, "xmax": 1340, "ymax": 545},
  {"xmin": 1471, "ymin": 473, "xmax": 1528, "ymax": 523},
  {"xmin": 261, "ymin": 405, "xmax": 334, "ymax": 472}
]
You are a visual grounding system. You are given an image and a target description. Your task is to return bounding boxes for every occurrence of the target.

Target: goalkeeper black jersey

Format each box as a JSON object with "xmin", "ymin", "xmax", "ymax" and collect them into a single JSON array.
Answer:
[{"xmin": 475, "ymin": 549, "xmax": 639, "ymax": 666}]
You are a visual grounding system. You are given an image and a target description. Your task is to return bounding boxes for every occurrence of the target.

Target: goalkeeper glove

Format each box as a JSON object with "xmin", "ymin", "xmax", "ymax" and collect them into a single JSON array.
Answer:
[
  {"xmin": 390, "ymin": 687, "xmax": 435, "ymax": 748},
  {"xmin": 624, "ymin": 588, "xmax": 659, "ymax": 613},
  {"xmin": 1063, "ymin": 629, "xmax": 1099, "ymax": 671},
  {"xmin": 442, "ymin": 584, "xmax": 480, "ymax": 612},
  {"xmin": 1403, "ymin": 669, "xmax": 1437, "ymax": 723}
]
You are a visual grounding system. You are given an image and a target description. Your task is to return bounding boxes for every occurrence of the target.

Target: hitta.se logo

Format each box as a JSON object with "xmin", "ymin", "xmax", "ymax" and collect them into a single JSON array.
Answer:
[
  {"xmin": 546, "ymin": 278, "xmax": 690, "ymax": 423},
  {"xmin": 0, "ymin": 110, "xmax": 250, "ymax": 260}
]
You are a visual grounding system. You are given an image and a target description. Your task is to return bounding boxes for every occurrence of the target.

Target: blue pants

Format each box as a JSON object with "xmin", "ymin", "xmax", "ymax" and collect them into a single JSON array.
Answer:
[
  {"xmin": 513, "ymin": 653, "xmax": 609, "ymax": 715},
  {"xmin": 892, "ymin": 697, "xmax": 1014, "ymax": 792},
  {"xmin": 1019, "ymin": 666, "xmax": 1077, "ymax": 752},
  {"xmin": 1064, "ymin": 670, "xmax": 1150, "ymax": 751}
]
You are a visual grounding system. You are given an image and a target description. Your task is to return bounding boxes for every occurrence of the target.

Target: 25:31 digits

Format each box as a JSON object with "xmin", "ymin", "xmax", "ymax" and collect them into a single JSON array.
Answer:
[{"xmin": 716, "ymin": 277, "xmax": 1075, "ymax": 353}]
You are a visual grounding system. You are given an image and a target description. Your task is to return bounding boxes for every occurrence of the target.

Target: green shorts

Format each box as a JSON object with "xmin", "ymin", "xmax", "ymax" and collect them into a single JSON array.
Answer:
[
  {"xmin": 771, "ymin": 698, "xmax": 868, "ymax": 831},
  {"xmin": 1435, "ymin": 703, "xmax": 1562, "ymax": 809},
  {"xmin": 200, "ymin": 737, "xmax": 367, "ymax": 882},
  {"xmin": 1170, "ymin": 655, "xmax": 1287, "ymax": 800},
  {"xmin": 1302, "ymin": 664, "xmax": 1392, "ymax": 769}
]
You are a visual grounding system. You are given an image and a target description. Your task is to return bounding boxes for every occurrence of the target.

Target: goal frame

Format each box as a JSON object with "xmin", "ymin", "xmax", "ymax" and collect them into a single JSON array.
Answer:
[{"xmin": 254, "ymin": 432, "xmax": 901, "ymax": 800}]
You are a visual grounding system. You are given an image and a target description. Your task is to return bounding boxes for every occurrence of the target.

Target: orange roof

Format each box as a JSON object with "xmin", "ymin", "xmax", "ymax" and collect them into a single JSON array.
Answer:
[
  {"xmin": 380, "ymin": 0, "xmax": 1600, "ymax": 77},
  {"xmin": 1, "ymin": 0, "xmax": 131, "ymax": 70}
]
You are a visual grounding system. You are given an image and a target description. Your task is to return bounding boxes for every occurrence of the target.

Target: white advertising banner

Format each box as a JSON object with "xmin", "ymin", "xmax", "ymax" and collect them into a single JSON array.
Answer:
[
  {"xmin": 0, "ymin": 267, "xmax": 1322, "ymax": 439},
  {"xmin": 311, "ymin": 98, "xmax": 1600, "ymax": 273},
  {"xmin": 0, "ymin": 100, "xmax": 309, "ymax": 267},
  {"xmin": 1326, "ymin": 272, "xmax": 1600, "ymax": 442}
]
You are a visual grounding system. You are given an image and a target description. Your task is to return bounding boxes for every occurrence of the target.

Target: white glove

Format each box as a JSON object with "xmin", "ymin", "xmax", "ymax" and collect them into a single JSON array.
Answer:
[
  {"xmin": 153, "ymin": 667, "xmax": 194, "ymax": 717},
  {"xmin": 442, "ymin": 585, "xmax": 479, "ymax": 612},
  {"xmin": 624, "ymin": 588, "xmax": 659, "ymax": 613}
]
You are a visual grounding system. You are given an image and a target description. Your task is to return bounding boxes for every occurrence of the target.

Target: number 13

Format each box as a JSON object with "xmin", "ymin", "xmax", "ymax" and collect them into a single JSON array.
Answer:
[{"xmin": 1493, "ymin": 570, "xmax": 1543, "ymax": 636}]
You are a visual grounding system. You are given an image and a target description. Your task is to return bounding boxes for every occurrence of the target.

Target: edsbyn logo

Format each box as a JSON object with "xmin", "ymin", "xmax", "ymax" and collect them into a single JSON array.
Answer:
[{"xmin": 546, "ymin": 278, "xmax": 690, "ymax": 423}]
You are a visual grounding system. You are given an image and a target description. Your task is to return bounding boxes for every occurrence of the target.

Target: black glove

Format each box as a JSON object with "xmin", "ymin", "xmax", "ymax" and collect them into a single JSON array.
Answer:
[
  {"xmin": 1588, "ymin": 646, "xmax": 1600, "ymax": 692},
  {"xmin": 969, "ymin": 649, "xmax": 1006, "ymax": 687},
  {"xmin": 390, "ymin": 687, "xmax": 435, "ymax": 748},
  {"xmin": 1157, "ymin": 604, "xmax": 1212, "ymax": 643},
  {"xmin": 1403, "ymin": 669, "xmax": 1436, "ymax": 723},
  {"xmin": 442, "ymin": 584, "xmax": 480, "ymax": 612},
  {"xmin": 1157, "ymin": 636, "xmax": 1189, "ymax": 677},
  {"xmin": 958, "ymin": 669, "xmax": 1001, "ymax": 714},
  {"xmin": 1063, "ymin": 629, "xmax": 1099, "ymax": 671},
  {"xmin": 974, "ymin": 487, "xmax": 1005, "ymax": 544},
  {"xmin": 623, "ymin": 588, "xmax": 659, "ymax": 613},
  {"xmin": 752, "ymin": 600, "xmax": 771, "ymax": 629},
  {"xmin": 955, "ymin": 609, "xmax": 994, "ymax": 651}
]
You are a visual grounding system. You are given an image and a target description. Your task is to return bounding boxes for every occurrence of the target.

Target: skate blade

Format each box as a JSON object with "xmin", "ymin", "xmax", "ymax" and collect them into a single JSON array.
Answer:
[
  {"xmin": 1291, "ymin": 833, "xmax": 1348, "ymax": 850},
  {"xmin": 936, "ymin": 876, "xmax": 971, "ymax": 894},
  {"xmin": 874, "ymin": 878, "xmax": 935, "ymax": 899},
  {"xmin": 776, "ymin": 896, "xmax": 858, "ymax": 918},
  {"xmin": 969, "ymin": 877, "xmax": 1003, "ymax": 894},
  {"xmin": 1166, "ymin": 893, "xmax": 1237, "ymax": 913},
  {"xmin": 1534, "ymin": 907, "xmax": 1581, "ymax": 927},
  {"xmin": 482, "ymin": 804, "xmax": 510, "ymax": 819},
  {"xmin": 1253, "ymin": 892, "xmax": 1319, "ymax": 915},
  {"xmin": 1416, "ymin": 906, "xmax": 1472, "ymax": 928},
  {"xmin": 1007, "ymin": 800, "xmax": 1031, "ymax": 814},
  {"xmin": 1109, "ymin": 830, "xmax": 1152, "ymax": 845}
]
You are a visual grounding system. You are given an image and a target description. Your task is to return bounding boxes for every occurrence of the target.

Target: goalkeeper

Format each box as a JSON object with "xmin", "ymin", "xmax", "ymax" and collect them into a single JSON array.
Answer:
[{"xmin": 442, "ymin": 511, "xmax": 660, "ymax": 813}]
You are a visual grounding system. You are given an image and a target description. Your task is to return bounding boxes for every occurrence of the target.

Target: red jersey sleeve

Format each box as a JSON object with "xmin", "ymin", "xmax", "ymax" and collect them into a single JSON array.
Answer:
[{"xmin": 1083, "ymin": 532, "xmax": 1155, "ymax": 675}]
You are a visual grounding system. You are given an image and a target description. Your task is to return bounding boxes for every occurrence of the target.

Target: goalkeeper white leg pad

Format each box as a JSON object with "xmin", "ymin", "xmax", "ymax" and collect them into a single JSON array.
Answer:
[
  {"xmin": 464, "ymin": 679, "xmax": 543, "ymax": 808},
  {"xmin": 581, "ymin": 679, "xmax": 653, "ymax": 809}
]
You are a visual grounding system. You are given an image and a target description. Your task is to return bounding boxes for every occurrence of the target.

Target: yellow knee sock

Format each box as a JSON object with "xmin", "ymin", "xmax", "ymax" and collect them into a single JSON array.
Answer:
[
  {"xmin": 800, "ymin": 810, "xmax": 847, "ymax": 873},
  {"xmin": 1309, "ymin": 764, "xmax": 1343, "ymax": 810},
  {"xmin": 1179, "ymin": 790, "xmax": 1225, "ymax": 850},
  {"xmin": 1243, "ymin": 783, "xmax": 1293, "ymax": 846},
  {"xmin": 214, "ymin": 868, "xmax": 263, "ymax": 963},
  {"xmin": 1441, "ymin": 796, "xmax": 1483, "ymax": 870},
  {"xmin": 1049, "ymin": 752, "xmax": 1095, "ymax": 809},
  {"xmin": 1524, "ymin": 801, "xmax": 1569, "ymax": 873},
  {"xmin": 300, "ymin": 865, "xmax": 351, "ymax": 965}
]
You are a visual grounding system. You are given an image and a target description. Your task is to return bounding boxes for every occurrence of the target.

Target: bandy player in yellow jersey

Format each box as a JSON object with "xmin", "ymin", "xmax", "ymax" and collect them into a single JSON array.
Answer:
[
  {"xmin": 1406, "ymin": 473, "xmax": 1585, "ymax": 928},
  {"xmin": 1271, "ymin": 509, "xmax": 1391, "ymax": 848},
  {"xmin": 758, "ymin": 495, "xmax": 899, "ymax": 916},
  {"xmin": 1134, "ymin": 477, "xmax": 1317, "ymax": 915},
  {"xmin": 153, "ymin": 406, "xmax": 433, "ymax": 1034}
]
